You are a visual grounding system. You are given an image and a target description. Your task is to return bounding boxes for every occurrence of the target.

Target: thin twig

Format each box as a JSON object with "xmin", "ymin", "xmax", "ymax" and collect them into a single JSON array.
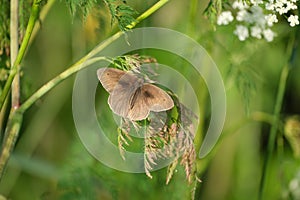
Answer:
[
  {"xmin": 19, "ymin": 57, "xmax": 110, "ymax": 113},
  {"xmin": 0, "ymin": 110, "xmax": 23, "ymax": 179},
  {"xmin": 11, "ymin": 0, "xmax": 20, "ymax": 110},
  {"xmin": 29, "ymin": 0, "xmax": 56, "ymax": 46},
  {"xmin": 127, "ymin": 0, "xmax": 169, "ymax": 29}
]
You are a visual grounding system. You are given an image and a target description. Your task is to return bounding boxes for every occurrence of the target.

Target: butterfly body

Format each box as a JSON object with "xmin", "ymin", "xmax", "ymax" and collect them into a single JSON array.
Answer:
[{"xmin": 97, "ymin": 68, "xmax": 174, "ymax": 121}]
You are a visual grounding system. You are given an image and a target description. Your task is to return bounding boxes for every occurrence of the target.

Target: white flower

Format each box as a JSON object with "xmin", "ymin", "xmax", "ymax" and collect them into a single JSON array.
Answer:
[
  {"xmin": 234, "ymin": 25, "xmax": 249, "ymax": 41},
  {"xmin": 288, "ymin": 15, "xmax": 299, "ymax": 27},
  {"xmin": 263, "ymin": 29, "xmax": 276, "ymax": 42},
  {"xmin": 274, "ymin": 0, "xmax": 298, "ymax": 15},
  {"xmin": 232, "ymin": 1, "xmax": 249, "ymax": 9},
  {"xmin": 266, "ymin": 0, "xmax": 275, "ymax": 10},
  {"xmin": 236, "ymin": 10, "xmax": 249, "ymax": 22},
  {"xmin": 251, "ymin": 0, "xmax": 263, "ymax": 5},
  {"xmin": 265, "ymin": 14, "xmax": 278, "ymax": 26},
  {"xmin": 276, "ymin": 7, "xmax": 289, "ymax": 15},
  {"xmin": 277, "ymin": 0, "xmax": 288, "ymax": 4},
  {"xmin": 251, "ymin": 26, "xmax": 262, "ymax": 38},
  {"xmin": 275, "ymin": 1, "xmax": 284, "ymax": 7},
  {"xmin": 286, "ymin": 1, "xmax": 297, "ymax": 10},
  {"xmin": 216, "ymin": 0, "xmax": 299, "ymax": 42},
  {"xmin": 217, "ymin": 11, "xmax": 234, "ymax": 25}
]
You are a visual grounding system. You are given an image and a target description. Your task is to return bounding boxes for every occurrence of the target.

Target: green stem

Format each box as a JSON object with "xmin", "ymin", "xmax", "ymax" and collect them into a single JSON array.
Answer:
[
  {"xmin": 11, "ymin": 0, "xmax": 20, "ymax": 110},
  {"xmin": 127, "ymin": 0, "xmax": 170, "ymax": 29},
  {"xmin": 0, "ymin": 0, "xmax": 41, "ymax": 111},
  {"xmin": 19, "ymin": 57, "xmax": 109, "ymax": 113},
  {"xmin": 29, "ymin": 0, "xmax": 56, "ymax": 46},
  {"xmin": 185, "ymin": 0, "xmax": 206, "ymax": 199},
  {"xmin": 258, "ymin": 35, "xmax": 295, "ymax": 200},
  {"xmin": 0, "ymin": 110, "xmax": 23, "ymax": 179}
]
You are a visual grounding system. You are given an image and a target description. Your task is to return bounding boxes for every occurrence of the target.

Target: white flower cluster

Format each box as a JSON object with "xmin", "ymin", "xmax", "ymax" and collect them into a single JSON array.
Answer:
[{"xmin": 217, "ymin": 0, "xmax": 300, "ymax": 42}]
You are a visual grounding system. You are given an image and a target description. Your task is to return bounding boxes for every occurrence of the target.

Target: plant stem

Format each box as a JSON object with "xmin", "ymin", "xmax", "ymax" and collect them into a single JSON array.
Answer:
[
  {"xmin": 0, "ymin": 99, "xmax": 9, "ymax": 138},
  {"xmin": 127, "ymin": 0, "xmax": 170, "ymax": 29},
  {"xmin": 186, "ymin": 0, "xmax": 212, "ymax": 198},
  {"xmin": 0, "ymin": 110, "xmax": 23, "ymax": 179},
  {"xmin": 0, "ymin": 0, "xmax": 41, "ymax": 112},
  {"xmin": 19, "ymin": 57, "xmax": 109, "ymax": 113},
  {"xmin": 185, "ymin": 0, "xmax": 207, "ymax": 198},
  {"xmin": 29, "ymin": 0, "xmax": 56, "ymax": 46},
  {"xmin": 258, "ymin": 35, "xmax": 295, "ymax": 200},
  {"xmin": 10, "ymin": 0, "xmax": 20, "ymax": 110}
]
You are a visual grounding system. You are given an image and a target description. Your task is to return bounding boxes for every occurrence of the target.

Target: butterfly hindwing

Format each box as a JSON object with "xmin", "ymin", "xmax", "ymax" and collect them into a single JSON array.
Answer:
[
  {"xmin": 127, "ymin": 88, "xmax": 150, "ymax": 121},
  {"xmin": 141, "ymin": 84, "xmax": 174, "ymax": 112}
]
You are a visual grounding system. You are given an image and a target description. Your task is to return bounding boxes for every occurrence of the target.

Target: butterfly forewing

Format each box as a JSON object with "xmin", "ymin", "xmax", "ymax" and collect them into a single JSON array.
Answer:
[
  {"xmin": 97, "ymin": 68, "xmax": 126, "ymax": 93},
  {"xmin": 108, "ymin": 73, "xmax": 140, "ymax": 118}
]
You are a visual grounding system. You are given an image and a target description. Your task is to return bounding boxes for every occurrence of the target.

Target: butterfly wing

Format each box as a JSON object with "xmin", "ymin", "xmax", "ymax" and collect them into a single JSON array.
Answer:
[
  {"xmin": 97, "ymin": 68, "xmax": 142, "ymax": 118},
  {"xmin": 127, "ymin": 84, "xmax": 174, "ymax": 121},
  {"xmin": 127, "ymin": 88, "xmax": 150, "ymax": 121},
  {"xmin": 97, "ymin": 68, "xmax": 126, "ymax": 93},
  {"xmin": 141, "ymin": 84, "xmax": 174, "ymax": 112},
  {"xmin": 108, "ymin": 82, "xmax": 136, "ymax": 118}
]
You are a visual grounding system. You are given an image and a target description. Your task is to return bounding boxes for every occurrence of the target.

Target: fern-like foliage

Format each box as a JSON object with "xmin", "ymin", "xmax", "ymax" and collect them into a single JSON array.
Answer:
[
  {"xmin": 65, "ymin": 0, "xmax": 138, "ymax": 31},
  {"xmin": 103, "ymin": 0, "xmax": 138, "ymax": 31},
  {"xmin": 65, "ymin": 0, "xmax": 98, "ymax": 18}
]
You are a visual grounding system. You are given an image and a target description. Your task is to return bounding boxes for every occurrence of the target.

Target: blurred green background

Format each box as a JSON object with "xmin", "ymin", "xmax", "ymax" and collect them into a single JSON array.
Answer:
[{"xmin": 1, "ymin": 0, "xmax": 300, "ymax": 199}]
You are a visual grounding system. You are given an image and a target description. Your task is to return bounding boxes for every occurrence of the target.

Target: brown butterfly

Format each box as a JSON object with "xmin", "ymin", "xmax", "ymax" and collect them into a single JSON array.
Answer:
[{"xmin": 97, "ymin": 68, "xmax": 174, "ymax": 121}]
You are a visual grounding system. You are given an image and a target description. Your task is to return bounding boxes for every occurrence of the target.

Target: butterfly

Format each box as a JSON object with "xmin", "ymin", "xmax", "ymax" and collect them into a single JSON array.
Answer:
[{"xmin": 97, "ymin": 68, "xmax": 174, "ymax": 121}]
